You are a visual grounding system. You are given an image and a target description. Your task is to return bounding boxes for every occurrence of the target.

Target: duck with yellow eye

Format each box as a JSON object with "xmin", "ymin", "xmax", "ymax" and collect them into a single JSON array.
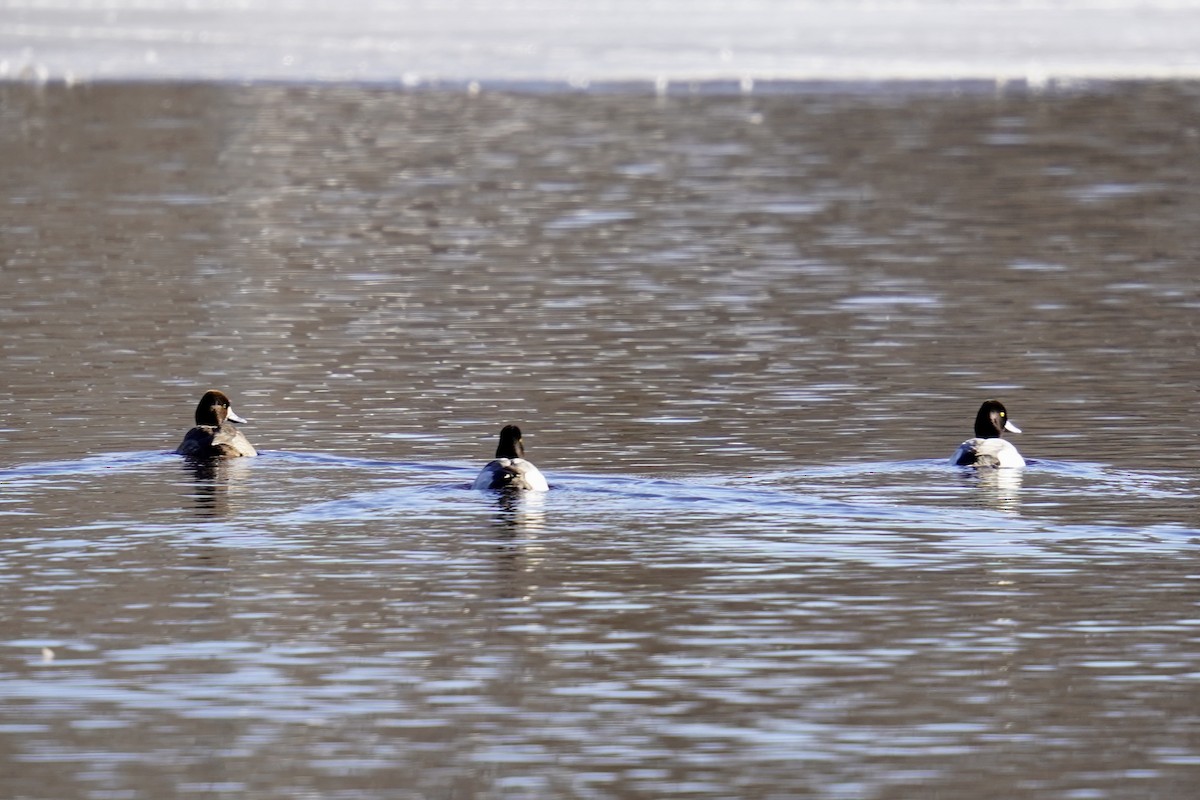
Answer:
[{"xmin": 951, "ymin": 399, "xmax": 1025, "ymax": 468}]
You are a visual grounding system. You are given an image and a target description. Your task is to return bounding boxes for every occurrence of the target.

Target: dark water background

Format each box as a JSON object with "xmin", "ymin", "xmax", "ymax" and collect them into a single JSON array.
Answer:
[{"xmin": 2, "ymin": 81, "xmax": 1199, "ymax": 798}]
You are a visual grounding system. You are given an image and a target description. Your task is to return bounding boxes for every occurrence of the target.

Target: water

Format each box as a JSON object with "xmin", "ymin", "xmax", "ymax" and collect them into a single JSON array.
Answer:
[{"xmin": 3, "ymin": 80, "xmax": 1200, "ymax": 798}]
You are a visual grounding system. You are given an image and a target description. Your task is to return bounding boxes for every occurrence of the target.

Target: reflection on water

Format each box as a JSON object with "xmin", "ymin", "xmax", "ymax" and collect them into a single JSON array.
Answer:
[
  {"xmin": 490, "ymin": 487, "xmax": 549, "ymax": 533},
  {"xmin": 966, "ymin": 465, "xmax": 1024, "ymax": 514},
  {"xmin": 1, "ymin": 81, "xmax": 1199, "ymax": 799},
  {"xmin": 180, "ymin": 455, "xmax": 257, "ymax": 518}
]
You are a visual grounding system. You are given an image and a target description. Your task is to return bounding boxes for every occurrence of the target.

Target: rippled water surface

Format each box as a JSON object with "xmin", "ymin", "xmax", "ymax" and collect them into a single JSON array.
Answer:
[{"xmin": 2, "ymin": 81, "xmax": 1200, "ymax": 799}]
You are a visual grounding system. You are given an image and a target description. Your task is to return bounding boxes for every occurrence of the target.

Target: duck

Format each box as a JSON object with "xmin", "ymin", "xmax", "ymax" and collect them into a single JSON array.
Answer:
[
  {"xmin": 175, "ymin": 389, "xmax": 258, "ymax": 458},
  {"xmin": 951, "ymin": 399, "xmax": 1025, "ymax": 468},
  {"xmin": 472, "ymin": 424, "xmax": 549, "ymax": 492}
]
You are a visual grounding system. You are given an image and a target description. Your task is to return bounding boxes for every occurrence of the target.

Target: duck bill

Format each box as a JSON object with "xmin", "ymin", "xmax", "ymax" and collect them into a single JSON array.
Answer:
[
  {"xmin": 227, "ymin": 408, "xmax": 248, "ymax": 424},
  {"xmin": 1004, "ymin": 420, "xmax": 1022, "ymax": 434}
]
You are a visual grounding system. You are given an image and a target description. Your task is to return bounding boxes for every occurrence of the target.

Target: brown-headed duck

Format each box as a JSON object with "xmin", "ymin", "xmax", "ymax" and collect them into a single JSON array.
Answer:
[{"xmin": 175, "ymin": 389, "xmax": 258, "ymax": 458}]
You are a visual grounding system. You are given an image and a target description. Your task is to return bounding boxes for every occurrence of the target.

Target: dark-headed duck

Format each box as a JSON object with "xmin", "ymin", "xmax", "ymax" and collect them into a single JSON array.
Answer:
[
  {"xmin": 472, "ymin": 424, "xmax": 548, "ymax": 491},
  {"xmin": 951, "ymin": 399, "xmax": 1025, "ymax": 468},
  {"xmin": 175, "ymin": 389, "xmax": 258, "ymax": 458}
]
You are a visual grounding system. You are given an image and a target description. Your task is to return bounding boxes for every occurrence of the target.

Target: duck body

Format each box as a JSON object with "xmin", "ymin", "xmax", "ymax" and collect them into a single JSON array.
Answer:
[
  {"xmin": 952, "ymin": 399, "xmax": 1024, "ymax": 468},
  {"xmin": 952, "ymin": 437, "xmax": 1025, "ymax": 469},
  {"xmin": 472, "ymin": 457, "xmax": 549, "ymax": 492},
  {"xmin": 175, "ymin": 390, "xmax": 258, "ymax": 458},
  {"xmin": 473, "ymin": 425, "xmax": 548, "ymax": 492}
]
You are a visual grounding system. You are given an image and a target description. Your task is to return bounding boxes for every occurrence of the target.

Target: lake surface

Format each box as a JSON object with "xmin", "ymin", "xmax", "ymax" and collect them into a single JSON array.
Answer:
[{"xmin": 2, "ymin": 80, "xmax": 1200, "ymax": 798}]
